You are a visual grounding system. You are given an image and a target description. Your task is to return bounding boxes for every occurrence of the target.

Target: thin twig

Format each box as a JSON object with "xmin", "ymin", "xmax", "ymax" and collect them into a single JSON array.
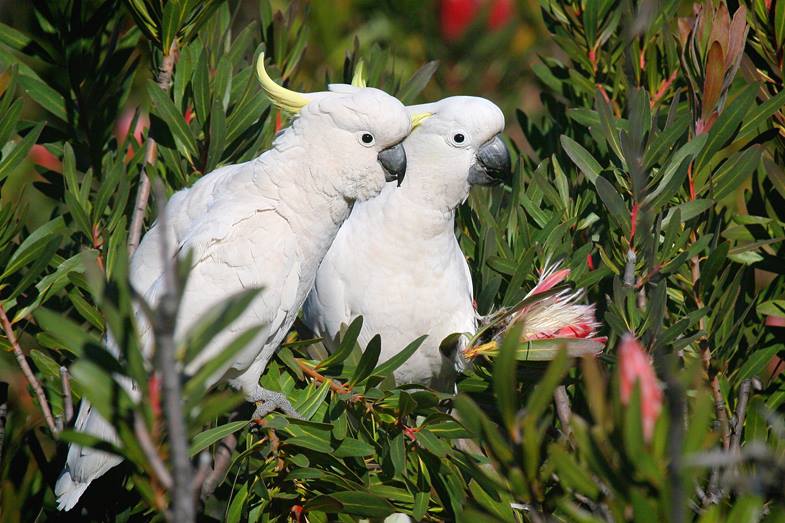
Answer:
[
  {"xmin": 152, "ymin": 179, "xmax": 194, "ymax": 523},
  {"xmin": 200, "ymin": 433, "xmax": 238, "ymax": 500},
  {"xmin": 0, "ymin": 304, "xmax": 57, "ymax": 435},
  {"xmin": 553, "ymin": 385, "xmax": 573, "ymax": 439},
  {"xmin": 296, "ymin": 359, "xmax": 351, "ymax": 395},
  {"xmin": 731, "ymin": 379, "xmax": 752, "ymax": 452},
  {"xmin": 192, "ymin": 451, "xmax": 211, "ymax": 494},
  {"xmin": 134, "ymin": 412, "xmax": 173, "ymax": 490},
  {"xmin": 0, "ymin": 382, "xmax": 7, "ymax": 467},
  {"xmin": 128, "ymin": 40, "xmax": 179, "ymax": 256},
  {"xmin": 60, "ymin": 366, "xmax": 73, "ymax": 425}
]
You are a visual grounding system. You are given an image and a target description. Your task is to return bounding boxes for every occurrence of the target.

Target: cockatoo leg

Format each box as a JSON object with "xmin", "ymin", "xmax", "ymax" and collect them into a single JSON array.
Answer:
[{"xmin": 248, "ymin": 386, "xmax": 303, "ymax": 420}]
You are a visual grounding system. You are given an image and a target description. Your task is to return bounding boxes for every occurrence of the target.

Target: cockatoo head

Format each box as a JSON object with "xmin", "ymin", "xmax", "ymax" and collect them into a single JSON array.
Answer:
[
  {"xmin": 402, "ymin": 96, "xmax": 511, "ymax": 208},
  {"xmin": 257, "ymin": 54, "xmax": 412, "ymax": 202}
]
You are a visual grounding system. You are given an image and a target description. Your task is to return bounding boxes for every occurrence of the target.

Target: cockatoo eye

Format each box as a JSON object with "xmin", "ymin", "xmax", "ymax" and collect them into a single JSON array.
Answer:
[
  {"xmin": 359, "ymin": 132, "xmax": 375, "ymax": 146},
  {"xmin": 448, "ymin": 130, "xmax": 470, "ymax": 147}
]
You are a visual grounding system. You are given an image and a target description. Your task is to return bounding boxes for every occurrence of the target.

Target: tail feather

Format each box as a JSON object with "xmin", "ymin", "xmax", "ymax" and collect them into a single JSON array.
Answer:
[
  {"xmin": 55, "ymin": 399, "xmax": 123, "ymax": 511},
  {"xmin": 54, "ymin": 471, "xmax": 90, "ymax": 511}
]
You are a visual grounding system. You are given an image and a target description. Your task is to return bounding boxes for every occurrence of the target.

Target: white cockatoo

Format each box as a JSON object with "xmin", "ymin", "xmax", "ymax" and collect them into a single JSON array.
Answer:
[
  {"xmin": 303, "ymin": 95, "xmax": 510, "ymax": 391},
  {"xmin": 55, "ymin": 54, "xmax": 418, "ymax": 511}
]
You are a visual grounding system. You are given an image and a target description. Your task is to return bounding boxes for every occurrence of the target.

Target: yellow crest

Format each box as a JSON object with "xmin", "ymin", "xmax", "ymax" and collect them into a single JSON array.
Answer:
[{"xmin": 256, "ymin": 52, "xmax": 309, "ymax": 113}]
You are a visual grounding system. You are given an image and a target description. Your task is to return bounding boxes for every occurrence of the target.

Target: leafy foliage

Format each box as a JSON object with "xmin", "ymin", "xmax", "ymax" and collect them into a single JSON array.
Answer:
[{"xmin": 1, "ymin": 0, "xmax": 784, "ymax": 521}]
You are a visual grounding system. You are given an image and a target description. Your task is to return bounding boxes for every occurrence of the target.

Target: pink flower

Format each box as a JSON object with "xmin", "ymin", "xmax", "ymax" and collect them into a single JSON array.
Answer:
[
  {"xmin": 618, "ymin": 334, "xmax": 662, "ymax": 442},
  {"xmin": 514, "ymin": 265, "xmax": 605, "ymax": 345}
]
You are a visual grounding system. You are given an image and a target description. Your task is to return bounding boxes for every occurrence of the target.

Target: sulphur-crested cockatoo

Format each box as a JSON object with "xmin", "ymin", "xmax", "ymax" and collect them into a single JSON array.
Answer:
[
  {"xmin": 303, "ymin": 95, "xmax": 510, "ymax": 391},
  {"xmin": 55, "ymin": 54, "xmax": 419, "ymax": 511}
]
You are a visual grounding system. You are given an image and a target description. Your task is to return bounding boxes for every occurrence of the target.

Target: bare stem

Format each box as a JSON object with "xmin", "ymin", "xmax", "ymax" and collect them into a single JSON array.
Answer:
[
  {"xmin": 200, "ymin": 433, "xmax": 238, "ymax": 500},
  {"xmin": 60, "ymin": 366, "xmax": 73, "ymax": 425},
  {"xmin": 127, "ymin": 40, "xmax": 179, "ymax": 256},
  {"xmin": 134, "ymin": 412, "xmax": 173, "ymax": 490},
  {"xmin": 152, "ymin": 180, "xmax": 193, "ymax": 522},
  {"xmin": 553, "ymin": 385, "xmax": 572, "ymax": 439},
  {"xmin": 0, "ymin": 305, "xmax": 57, "ymax": 435},
  {"xmin": 731, "ymin": 379, "xmax": 752, "ymax": 452},
  {"xmin": 296, "ymin": 359, "xmax": 351, "ymax": 395}
]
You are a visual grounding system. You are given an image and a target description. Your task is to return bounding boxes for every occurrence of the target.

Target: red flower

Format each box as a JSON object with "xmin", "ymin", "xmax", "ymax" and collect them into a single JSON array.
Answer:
[
  {"xmin": 618, "ymin": 334, "xmax": 662, "ymax": 442},
  {"xmin": 29, "ymin": 144, "xmax": 63, "ymax": 173},
  {"xmin": 440, "ymin": 0, "xmax": 514, "ymax": 41}
]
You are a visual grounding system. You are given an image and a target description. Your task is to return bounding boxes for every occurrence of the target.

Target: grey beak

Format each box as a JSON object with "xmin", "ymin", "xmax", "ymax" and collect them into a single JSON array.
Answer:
[
  {"xmin": 468, "ymin": 134, "xmax": 511, "ymax": 186},
  {"xmin": 378, "ymin": 143, "xmax": 407, "ymax": 186}
]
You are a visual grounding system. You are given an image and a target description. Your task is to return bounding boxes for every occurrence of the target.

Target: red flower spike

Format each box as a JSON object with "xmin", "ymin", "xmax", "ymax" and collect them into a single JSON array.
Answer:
[
  {"xmin": 618, "ymin": 334, "xmax": 663, "ymax": 442},
  {"xmin": 441, "ymin": 0, "xmax": 478, "ymax": 41},
  {"xmin": 275, "ymin": 111, "xmax": 283, "ymax": 133},
  {"xmin": 586, "ymin": 253, "xmax": 595, "ymax": 271},
  {"xmin": 530, "ymin": 267, "xmax": 570, "ymax": 296},
  {"xmin": 488, "ymin": 0, "xmax": 513, "ymax": 29},
  {"xmin": 29, "ymin": 144, "xmax": 63, "ymax": 173}
]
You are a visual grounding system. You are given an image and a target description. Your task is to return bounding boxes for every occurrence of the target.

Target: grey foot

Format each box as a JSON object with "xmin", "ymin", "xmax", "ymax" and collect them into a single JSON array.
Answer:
[{"xmin": 248, "ymin": 387, "xmax": 303, "ymax": 420}]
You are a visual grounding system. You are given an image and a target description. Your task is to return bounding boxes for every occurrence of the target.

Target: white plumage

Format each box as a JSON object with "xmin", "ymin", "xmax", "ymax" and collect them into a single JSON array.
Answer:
[
  {"xmin": 55, "ymin": 64, "xmax": 412, "ymax": 510},
  {"xmin": 304, "ymin": 96, "xmax": 509, "ymax": 391}
]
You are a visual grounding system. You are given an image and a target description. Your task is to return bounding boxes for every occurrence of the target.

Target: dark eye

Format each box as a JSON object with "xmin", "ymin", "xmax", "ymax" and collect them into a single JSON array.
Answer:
[
  {"xmin": 453, "ymin": 133, "xmax": 465, "ymax": 143},
  {"xmin": 361, "ymin": 133, "xmax": 374, "ymax": 144}
]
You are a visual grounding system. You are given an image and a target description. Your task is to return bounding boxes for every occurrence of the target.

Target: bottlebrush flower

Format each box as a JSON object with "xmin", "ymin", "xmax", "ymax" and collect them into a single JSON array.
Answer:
[
  {"xmin": 618, "ymin": 334, "xmax": 662, "ymax": 442},
  {"xmin": 464, "ymin": 264, "xmax": 605, "ymax": 362},
  {"xmin": 512, "ymin": 265, "xmax": 604, "ymax": 343},
  {"xmin": 440, "ymin": 0, "xmax": 514, "ymax": 41}
]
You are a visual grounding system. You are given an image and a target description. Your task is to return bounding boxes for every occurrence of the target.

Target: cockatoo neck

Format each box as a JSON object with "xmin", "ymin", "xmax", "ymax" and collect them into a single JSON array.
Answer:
[
  {"xmin": 392, "ymin": 157, "xmax": 472, "ymax": 221},
  {"xmin": 382, "ymin": 185, "xmax": 458, "ymax": 240},
  {"xmin": 252, "ymin": 145, "xmax": 351, "ymax": 253}
]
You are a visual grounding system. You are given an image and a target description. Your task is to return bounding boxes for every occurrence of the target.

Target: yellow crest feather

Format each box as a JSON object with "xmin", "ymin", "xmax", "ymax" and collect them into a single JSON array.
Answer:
[
  {"xmin": 351, "ymin": 61, "xmax": 367, "ymax": 88},
  {"xmin": 410, "ymin": 112, "xmax": 433, "ymax": 129},
  {"xmin": 256, "ymin": 52, "xmax": 309, "ymax": 113}
]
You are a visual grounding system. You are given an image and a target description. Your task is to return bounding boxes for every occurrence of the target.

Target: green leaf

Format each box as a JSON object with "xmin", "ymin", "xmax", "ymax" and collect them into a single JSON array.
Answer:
[
  {"xmin": 193, "ymin": 50, "xmax": 210, "ymax": 127},
  {"xmin": 147, "ymin": 80, "xmax": 198, "ymax": 160},
  {"xmin": 0, "ymin": 122, "xmax": 43, "ymax": 183},
  {"xmin": 736, "ymin": 345, "xmax": 782, "ymax": 383},
  {"xmin": 549, "ymin": 443, "xmax": 600, "ymax": 498},
  {"xmin": 712, "ymin": 146, "xmax": 761, "ymax": 201},
  {"xmin": 372, "ymin": 335, "xmax": 427, "ymax": 380},
  {"xmin": 18, "ymin": 76, "xmax": 67, "ymax": 121},
  {"xmin": 190, "ymin": 420, "xmax": 247, "ymax": 457},
  {"xmin": 182, "ymin": 288, "xmax": 261, "ymax": 365},
  {"xmin": 526, "ymin": 349, "xmax": 569, "ymax": 421},
  {"xmin": 776, "ymin": 0, "xmax": 785, "ymax": 48},
  {"xmin": 318, "ymin": 316, "xmax": 363, "ymax": 369},
  {"xmin": 0, "ymin": 22, "xmax": 32, "ymax": 49},
  {"xmin": 738, "ymin": 89, "xmax": 785, "ymax": 141},
  {"xmin": 758, "ymin": 300, "xmax": 785, "ymax": 317},
  {"xmin": 2, "ymin": 216, "xmax": 64, "ymax": 279},
  {"xmin": 334, "ymin": 437, "xmax": 375, "ymax": 458},
  {"xmin": 184, "ymin": 325, "xmax": 263, "ymax": 400},
  {"xmin": 205, "ymin": 97, "xmax": 226, "ymax": 172},
  {"xmin": 694, "ymin": 83, "xmax": 758, "ymax": 173},
  {"xmin": 226, "ymin": 483, "xmax": 248, "ymax": 523},
  {"xmin": 514, "ymin": 338, "xmax": 605, "ymax": 361},
  {"xmin": 397, "ymin": 61, "xmax": 438, "ymax": 104},
  {"xmin": 349, "ymin": 334, "xmax": 381, "ymax": 386},
  {"xmin": 594, "ymin": 175, "xmax": 627, "ymax": 225},
  {"xmin": 0, "ymin": 99, "xmax": 22, "ymax": 149},
  {"xmin": 623, "ymin": 381, "xmax": 645, "ymax": 459},
  {"xmin": 561, "ymin": 135, "xmax": 601, "ymax": 183},
  {"xmin": 494, "ymin": 324, "xmax": 521, "ymax": 432}
]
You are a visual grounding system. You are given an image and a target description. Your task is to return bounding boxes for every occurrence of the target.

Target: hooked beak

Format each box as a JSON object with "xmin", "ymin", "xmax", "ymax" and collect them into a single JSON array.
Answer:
[
  {"xmin": 468, "ymin": 134, "xmax": 511, "ymax": 186},
  {"xmin": 378, "ymin": 143, "xmax": 407, "ymax": 186}
]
